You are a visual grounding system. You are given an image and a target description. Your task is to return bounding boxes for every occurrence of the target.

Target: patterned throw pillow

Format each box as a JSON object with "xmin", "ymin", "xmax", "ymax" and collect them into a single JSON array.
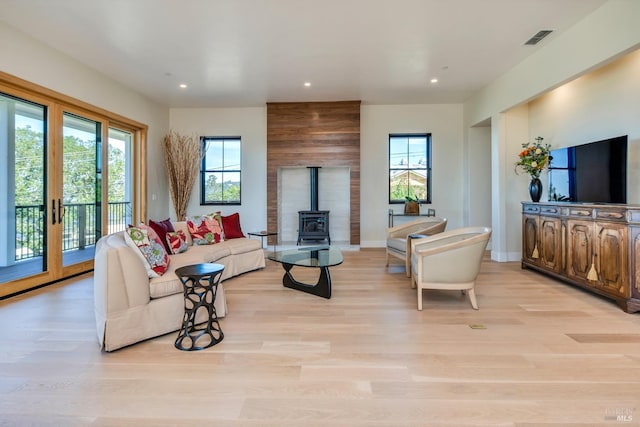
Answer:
[
  {"xmin": 166, "ymin": 230, "xmax": 189, "ymax": 254},
  {"xmin": 211, "ymin": 211, "xmax": 225, "ymax": 240},
  {"xmin": 123, "ymin": 225, "xmax": 170, "ymax": 278},
  {"xmin": 186, "ymin": 214, "xmax": 223, "ymax": 245}
]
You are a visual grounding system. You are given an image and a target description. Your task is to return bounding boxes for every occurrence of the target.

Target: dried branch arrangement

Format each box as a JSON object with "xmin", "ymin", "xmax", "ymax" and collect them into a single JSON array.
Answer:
[{"xmin": 162, "ymin": 130, "xmax": 203, "ymax": 221}]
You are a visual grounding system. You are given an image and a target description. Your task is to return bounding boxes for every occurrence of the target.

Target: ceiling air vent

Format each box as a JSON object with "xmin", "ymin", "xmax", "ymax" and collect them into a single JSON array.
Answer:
[{"xmin": 524, "ymin": 30, "xmax": 553, "ymax": 46}]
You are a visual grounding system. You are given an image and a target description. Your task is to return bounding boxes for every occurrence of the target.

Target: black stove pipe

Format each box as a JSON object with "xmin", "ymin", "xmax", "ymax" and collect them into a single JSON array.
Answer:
[{"xmin": 308, "ymin": 166, "xmax": 320, "ymax": 211}]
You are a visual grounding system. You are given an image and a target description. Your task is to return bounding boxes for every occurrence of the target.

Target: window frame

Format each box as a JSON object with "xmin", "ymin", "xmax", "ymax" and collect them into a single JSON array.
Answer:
[
  {"xmin": 200, "ymin": 136, "xmax": 242, "ymax": 206},
  {"xmin": 388, "ymin": 133, "xmax": 432, "ymax": 204}
]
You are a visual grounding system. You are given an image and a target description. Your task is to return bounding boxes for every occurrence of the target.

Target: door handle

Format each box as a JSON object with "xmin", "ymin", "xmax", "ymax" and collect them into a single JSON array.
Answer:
[
  {"xmin": 58, "ymin": 199, "xmax": 64, "ymax": 224},
  {"xmin": 51, "ymin": 200, "xmax": 56, "ymax": 225}
]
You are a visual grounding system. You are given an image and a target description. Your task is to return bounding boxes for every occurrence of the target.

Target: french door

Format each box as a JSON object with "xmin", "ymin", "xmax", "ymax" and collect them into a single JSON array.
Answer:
[{"xmin": 0, "ymin": 84, "xmax": 141, "ymax": 297}]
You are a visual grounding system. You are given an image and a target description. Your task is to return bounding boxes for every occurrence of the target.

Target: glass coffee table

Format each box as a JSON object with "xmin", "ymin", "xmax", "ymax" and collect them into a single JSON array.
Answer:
[{"xmin": 268, "ymin": 246, "xmax": 343, "ymax": 299}]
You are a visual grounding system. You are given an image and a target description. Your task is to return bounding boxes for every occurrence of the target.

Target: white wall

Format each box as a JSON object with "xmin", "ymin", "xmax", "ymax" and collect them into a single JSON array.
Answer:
[
  {"xmin": 360, "ymin": 104, "xmax": 464, "ymax": 247},
  {"xmin": 168, "ymin": 107, "xmax": 267, "ymax": 233},
  {"xmin": 528, "ymin": 49, "xmax": 640, "ymax": 204},
  {"xmin": 464, "ymin": 0, "xmax": 640, "ymax": 129},
  {"xmin": 168, "ymin": 103, "xmax": 465, "ymax": 248},
  {"xmin": 464, "ymin": 0, "xmax": 640, "ymax": 262},
  {"xmin": 5, "ymin": 2, "xmax": 638, "ymax": 261},
  {"xmin": 495, "ymin": 104, "xmax": 530, "ymax": 261},
  {"xmin": 0, "ymin": 22, "xmax": 170, "ymax": 220},
  {"xmin": 467, "ymin": 125, "xmax": 492, "ymax": 229},
  {"xmin": 279, "ymin": 167, "xmax": 350, "ymax": 245}
]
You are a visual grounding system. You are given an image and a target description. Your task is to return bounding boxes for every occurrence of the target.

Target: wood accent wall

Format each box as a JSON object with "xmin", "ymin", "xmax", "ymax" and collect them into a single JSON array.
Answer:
[{"xmin": 267, "ymin": 101, "xmax": 361, "ymax": 245}]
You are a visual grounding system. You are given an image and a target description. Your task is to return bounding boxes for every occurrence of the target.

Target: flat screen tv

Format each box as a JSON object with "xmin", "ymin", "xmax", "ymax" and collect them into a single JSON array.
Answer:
[{"xmin": 548, "ymin": 135, "xmax": 627, "ymax": 203}]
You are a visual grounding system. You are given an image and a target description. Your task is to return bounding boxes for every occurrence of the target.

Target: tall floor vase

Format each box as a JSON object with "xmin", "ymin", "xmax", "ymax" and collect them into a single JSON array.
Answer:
[{"xmin": 529, "ymin": 178, "xmax": 542, "ymax": 202}]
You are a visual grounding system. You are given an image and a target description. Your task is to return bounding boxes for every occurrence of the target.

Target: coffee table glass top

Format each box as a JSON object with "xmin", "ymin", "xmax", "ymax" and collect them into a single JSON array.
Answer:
[{"xmin": 268, "ymin": 246, "xmax": 343, "ymax": 268}]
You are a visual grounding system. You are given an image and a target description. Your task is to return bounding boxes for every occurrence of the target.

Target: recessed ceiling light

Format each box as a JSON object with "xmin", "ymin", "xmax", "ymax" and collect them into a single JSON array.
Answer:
[
  {"xmin": 430, "ymin": 78, "xmax": 438, "ymax": 84},
  {"xmin": 179, "ymin": 83, "xmax": 188, "ymax": 89},
  {"xmin": 304, "ymin": 82, "xmax": 311, "ymax": 87}
]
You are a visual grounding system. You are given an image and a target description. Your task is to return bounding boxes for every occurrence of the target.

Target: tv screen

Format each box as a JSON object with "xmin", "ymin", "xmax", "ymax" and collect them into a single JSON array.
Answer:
[{"xmin": 548, "ymin": 135, "xmax": 627, "ymax": 203}]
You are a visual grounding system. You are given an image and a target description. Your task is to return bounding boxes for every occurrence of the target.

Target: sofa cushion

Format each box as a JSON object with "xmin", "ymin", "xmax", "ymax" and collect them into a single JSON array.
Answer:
[
  {"xmin": 124, "ymin": 225, "xmax": 170, "ymax": 278},
  {"xmin": 222, "ymin": 237, "xmax": 262, "ymax": 255},
  {"xmin": 148, "ymin": 250, "xmax": 210, "ymax": 298},
  {"xmin": 221, "ymin": 212, "xmax": 245, "ymax": 239},
  {"xmin": 189, "ymin": 242, "xmax": 232, "ymax": 262},
  {"xmin": 187, "ymin": 214, "xmax": 223, "ymax": 245}
]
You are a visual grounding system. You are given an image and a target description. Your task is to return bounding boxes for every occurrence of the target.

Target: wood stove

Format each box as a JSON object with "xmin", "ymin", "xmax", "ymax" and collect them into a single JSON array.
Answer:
[{"xmin": 297, "ymin": 167, "xmax": 331, "ymax": 245}]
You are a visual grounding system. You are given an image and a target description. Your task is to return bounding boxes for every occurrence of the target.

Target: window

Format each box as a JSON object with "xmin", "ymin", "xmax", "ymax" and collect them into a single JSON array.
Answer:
[
  {"xmin": 201, "ymin": 137, "xmax": 241, "ymax": 205},
  {"xmin": 389, "ymin": 133, "xmax": 431, "ymax": 203}
]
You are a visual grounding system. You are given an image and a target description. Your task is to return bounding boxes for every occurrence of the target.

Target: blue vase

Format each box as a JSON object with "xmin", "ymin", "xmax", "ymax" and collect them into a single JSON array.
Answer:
[{"xmin": 529, "ymin": 178, "xmax": 542, "ymax": 202}]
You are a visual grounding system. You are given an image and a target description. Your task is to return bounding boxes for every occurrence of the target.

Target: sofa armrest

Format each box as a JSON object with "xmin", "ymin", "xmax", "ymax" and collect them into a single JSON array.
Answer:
[{"xmin": 95, "ymin": 232, "xmax": 151, "ymax": 314}]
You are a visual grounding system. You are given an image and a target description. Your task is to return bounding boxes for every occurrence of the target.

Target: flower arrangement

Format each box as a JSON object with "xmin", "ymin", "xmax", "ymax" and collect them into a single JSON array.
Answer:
[{"xmin": 515, "ymin": 136, "xmax": 551, "ymax": 179}]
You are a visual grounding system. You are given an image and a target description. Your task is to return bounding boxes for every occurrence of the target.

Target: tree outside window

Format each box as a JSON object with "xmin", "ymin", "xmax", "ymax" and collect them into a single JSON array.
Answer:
[
  {"xmin": 389, "ymin": 134, "xmax": 431, "ymax": 203},
  {"xmin": 201, "ymin": 137, "xmax": 241, "ymax": 205}
]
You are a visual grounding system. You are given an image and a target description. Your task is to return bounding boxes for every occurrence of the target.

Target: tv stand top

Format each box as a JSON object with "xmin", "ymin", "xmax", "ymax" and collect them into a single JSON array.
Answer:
[{"xmin": 522, "ymin": 201, "xmax": 640, "ymax": 224}]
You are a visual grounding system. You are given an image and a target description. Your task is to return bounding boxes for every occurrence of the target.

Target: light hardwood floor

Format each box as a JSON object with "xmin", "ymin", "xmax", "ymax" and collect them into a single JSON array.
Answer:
[{"xmin": 1, "ymin": 249, "xmax": 639, "ymax": 426}]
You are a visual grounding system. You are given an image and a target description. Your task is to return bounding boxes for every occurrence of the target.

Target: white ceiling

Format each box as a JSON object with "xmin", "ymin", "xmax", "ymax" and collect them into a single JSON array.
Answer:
[{"xmin": 0, "ymin": 0, "xmax": 607, "ymax": 108}]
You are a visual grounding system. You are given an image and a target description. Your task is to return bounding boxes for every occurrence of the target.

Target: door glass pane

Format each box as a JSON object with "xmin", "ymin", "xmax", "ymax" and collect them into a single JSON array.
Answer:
[
  {"xmin": 108, "ymin": 127, "xmax": 133, "ymax": 233},
  {"xmin": 0, "ymin": 94, "xmax": 47, "ymax": 283},
  {"xmin": 62, "ymin": 113, "xmax": 101, "ymax": 267}
]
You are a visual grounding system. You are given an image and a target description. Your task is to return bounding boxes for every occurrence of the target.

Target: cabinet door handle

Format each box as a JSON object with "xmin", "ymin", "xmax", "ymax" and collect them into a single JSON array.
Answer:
[{"xmin": 51, "ymin": 200, "xmax": 56, "ymax": 225}]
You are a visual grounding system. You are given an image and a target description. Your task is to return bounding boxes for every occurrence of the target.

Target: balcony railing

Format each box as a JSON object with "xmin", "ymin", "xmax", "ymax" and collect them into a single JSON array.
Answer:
[{"xmin": 14, "ymin": 202, "xmax": 131, "ymax": 261}]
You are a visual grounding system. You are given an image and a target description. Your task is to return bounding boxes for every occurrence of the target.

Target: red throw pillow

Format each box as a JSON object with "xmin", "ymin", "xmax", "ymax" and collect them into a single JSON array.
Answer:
[
  {"xmin": 149, "ymin": 218, "xmax": 174, "ymax": 252},
  {"xmin": 221, "ymin": 212, "xmax": 245, "ymax": 239}
]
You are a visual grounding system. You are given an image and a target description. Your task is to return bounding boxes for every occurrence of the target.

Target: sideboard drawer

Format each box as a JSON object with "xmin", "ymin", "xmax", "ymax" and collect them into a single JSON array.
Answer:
[
  {"xmin": 568, "ymin": 207, "xmax": 592, "ymax": 218},
  {"xmin": 595, "ymin": 209, "xmax": 626, "ymax": 222},
  {"xmin": 540, "ymin": 206, "xmax": 560, "ymax": 215}
]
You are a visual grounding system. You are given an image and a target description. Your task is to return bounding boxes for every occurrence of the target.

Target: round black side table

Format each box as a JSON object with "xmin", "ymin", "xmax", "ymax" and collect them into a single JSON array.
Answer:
[{"xmin": 174, "ymin": 263, "xmax": 225, "ymax": 351}]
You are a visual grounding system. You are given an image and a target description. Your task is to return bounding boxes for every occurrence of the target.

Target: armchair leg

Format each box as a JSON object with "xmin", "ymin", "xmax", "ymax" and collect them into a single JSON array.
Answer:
[
  {"xmin": 385, "ymin": 251, "xmax": 389, "ymax": 267},
  {"xmin": 468, "ymin": 288, "xmax": 478, "ymax": 310},
  {"xmin": 417, "ymin": 287, "xmax": 423, "ymax": 311},
  {"xmin": 405, "ymin": 259, "xmax": 411, "ymax": 277}
]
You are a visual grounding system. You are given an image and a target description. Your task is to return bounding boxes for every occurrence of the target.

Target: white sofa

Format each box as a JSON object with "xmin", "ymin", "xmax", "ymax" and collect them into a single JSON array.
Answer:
[{"xmin": 93, "ymin": 221, "xmax": 265, "ymax": 351}]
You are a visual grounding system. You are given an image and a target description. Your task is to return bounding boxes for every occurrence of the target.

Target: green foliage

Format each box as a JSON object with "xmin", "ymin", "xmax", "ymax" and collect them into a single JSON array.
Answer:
[
  {"xmin": 15, "ymin": 126, "xmax": 127, "ymax": 204},
  {"xmin": 13, "ymin": 125, "xmax": 128, "ymax": 259},
  {"xmin": 204, "ymin": 174, "xmax": 241, "ymax": 203},
  {"xmin": 14, "ymin": 126, "xmax": 45, "ymax": 205},
  {"xmin": 108, "ymin": 144, "xmax": 126, "ymax": 202},
  {"xmin": 390, "ymin": 173, "xmax": 425, "ymax": 202},
  {"xmin": 62, "ymin": 134, "xmax": 97, "ymax": 203}
]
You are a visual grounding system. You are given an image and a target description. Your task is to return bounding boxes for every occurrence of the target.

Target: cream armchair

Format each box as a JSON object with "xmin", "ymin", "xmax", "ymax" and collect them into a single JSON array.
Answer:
[
  {"xmin": 410, "ymin": 226, "xmax": 491, "ymax": 310},
  {"xmin": 386, "ymin": 217, "xmax": 447, "ymax": 277}
]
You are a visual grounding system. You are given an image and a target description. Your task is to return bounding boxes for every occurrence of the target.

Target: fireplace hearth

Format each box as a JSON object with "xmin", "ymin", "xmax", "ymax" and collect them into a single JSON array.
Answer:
[{"xmin": 297, "ymin": 167, "xmax": 331, "ymax": 245}]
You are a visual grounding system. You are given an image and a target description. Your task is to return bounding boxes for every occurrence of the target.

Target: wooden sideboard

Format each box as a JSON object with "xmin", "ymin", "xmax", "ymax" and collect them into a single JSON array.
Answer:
[{"xmin": 522, "ymin": 202, "xmax": 640, "ymax": 313}]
